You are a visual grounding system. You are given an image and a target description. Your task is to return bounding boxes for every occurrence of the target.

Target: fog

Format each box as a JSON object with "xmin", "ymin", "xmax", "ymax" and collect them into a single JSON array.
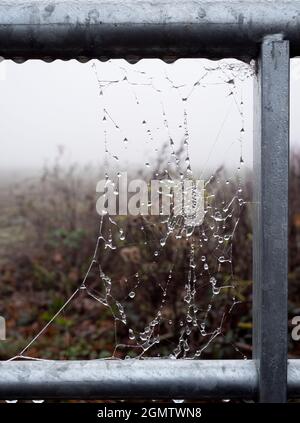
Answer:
[{"xmin": 0, "ymin": 57, "xmax": 299, "ymax": 181}]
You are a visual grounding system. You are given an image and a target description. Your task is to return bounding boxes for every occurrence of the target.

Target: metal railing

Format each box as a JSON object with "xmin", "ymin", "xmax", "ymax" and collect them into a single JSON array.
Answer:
[{"xmin": 0, "ymin": 0, "xmax": 299, "ymax": 403}]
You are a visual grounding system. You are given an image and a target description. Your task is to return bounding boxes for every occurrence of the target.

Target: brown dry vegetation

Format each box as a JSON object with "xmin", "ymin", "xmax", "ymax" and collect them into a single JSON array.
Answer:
[{"xmin": 0, "ymin": 151, "xmax": 299, "ymax": 363}]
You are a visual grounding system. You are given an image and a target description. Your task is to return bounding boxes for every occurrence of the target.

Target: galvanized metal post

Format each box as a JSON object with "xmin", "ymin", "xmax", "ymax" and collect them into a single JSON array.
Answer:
[
  {"xmin": 253, "ymin": 36, "xmax": 290, "ymax": 403},
  {"xmin": 0, "ymin": 1, "xmax": 298, "ymax": 401}
]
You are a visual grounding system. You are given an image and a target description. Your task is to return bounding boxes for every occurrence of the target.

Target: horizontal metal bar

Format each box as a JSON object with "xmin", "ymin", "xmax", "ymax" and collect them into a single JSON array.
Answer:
[
  {"xmin": 1, "ymin": 1, "xmax": 300, "ymax": 62},
  {"xmin": 0, "ymin": 359, "xmax": 299, "ymax": 400},
  {"xmin": 288, "ymin": 360, "xmax": 300, "ymax": 398},
  {"xmin": 0, "ymin": 359, "xmax": 258, "ymax": 400}
]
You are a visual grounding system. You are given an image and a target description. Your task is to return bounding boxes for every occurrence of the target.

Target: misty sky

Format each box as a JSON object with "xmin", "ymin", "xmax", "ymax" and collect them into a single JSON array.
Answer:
[{"xmin": 0, "ymin": 57, "xmax": 299, "ymax": 179}]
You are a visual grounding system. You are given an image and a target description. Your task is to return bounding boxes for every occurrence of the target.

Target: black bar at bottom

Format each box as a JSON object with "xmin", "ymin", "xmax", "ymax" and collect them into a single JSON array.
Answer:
[{"xmin": 0, "ymin": 403, "xmax": 300, "ymax": 421}]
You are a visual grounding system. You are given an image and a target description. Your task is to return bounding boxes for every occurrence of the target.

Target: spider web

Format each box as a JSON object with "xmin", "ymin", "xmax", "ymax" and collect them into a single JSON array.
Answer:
[{"xmin": 9, "ymin": 58, "xmax": 253, "ymax": 364}]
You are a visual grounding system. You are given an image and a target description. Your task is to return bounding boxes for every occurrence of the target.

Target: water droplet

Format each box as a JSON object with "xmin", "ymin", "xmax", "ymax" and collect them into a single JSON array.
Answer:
[
  {"xmin": 184, "ymin": 343, "xmax": 190, "ymax": 352},
  {"xmin": 214, "ymin": 211, "xmax": 223, "ymax": 222},
  {"xmin": 129, "ymin": 329, "xmax": 135, "ymax": 340},
  {"xmin": 210, "ymin": 277, "xmax": 217, "ymax": 285},
  {"xmin": 154, "ymin": 251, "xmax": 159, "ymax": 257},
  {"xmin": 140, "ymin": 332, "xmax": 148, "ymax": 341},
  {"xmin": 129, "ymin": 291, "xmax": 135, "ymax": 299},
  {"xmin": 32, "ymin": 400, "xmax": 44, "ymax": 403},
  {"xmin": 5, "ymin": 400, "xmax": 18, "ymax": 403}
]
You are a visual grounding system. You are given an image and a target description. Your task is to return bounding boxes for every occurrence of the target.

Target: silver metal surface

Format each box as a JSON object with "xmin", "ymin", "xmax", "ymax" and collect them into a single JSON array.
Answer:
[
  {"xmin": 0, "ymin": 359, "xmax": 258, "ymax": 399},
  {"xmin": 0, "ymin": 359, "xmax": 299, "ymax": 400},
  {"xmin": 1, "ymin": 1, "xmax": 300, "ymax": 61},
  {"xmin": 0, "ymin": 0, "xmax": 298, "ymax": 403},
  {"xmin": 288, "ymin": 360, "xmax": 300, "ymax": 398},
  {"xmin": 253, "ymin": 36, "xmax": 289, "ymax": 403}
]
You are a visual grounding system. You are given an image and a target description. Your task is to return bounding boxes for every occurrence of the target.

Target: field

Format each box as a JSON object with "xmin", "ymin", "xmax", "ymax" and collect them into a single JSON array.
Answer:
[{"xmin": 0, "ymin": 150, "xmax": 299, "ymax": 362}]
